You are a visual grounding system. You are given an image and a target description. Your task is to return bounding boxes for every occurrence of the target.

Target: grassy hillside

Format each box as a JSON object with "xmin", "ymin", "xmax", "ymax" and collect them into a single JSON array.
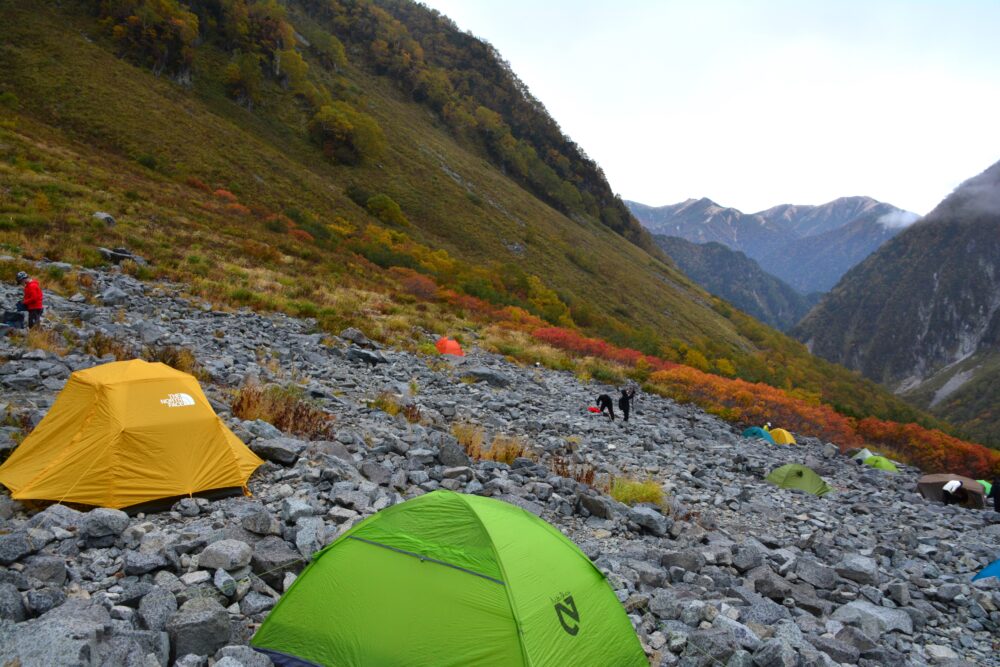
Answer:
[{"xmin": 0, "ymin": 0, "xmax": 979, "ymax": 450}]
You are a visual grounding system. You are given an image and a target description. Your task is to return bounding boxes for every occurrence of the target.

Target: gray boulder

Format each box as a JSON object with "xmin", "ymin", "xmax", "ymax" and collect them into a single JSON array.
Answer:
[
  {"xmin": 166, "ymin": 598, "xmax": 232, "ymax": 658},
  {"xmin": 81, "ymin": 507, "xmax": 129, "ymax": 545},
  {"xmin": 831, "ymin": 600, "xmax": 913, "ymax": 638},
  {"xmin": 199, "ymin": 540, "xmax": 252, "ymax": 571},
  {"xmin": 138, "ymin": 587, "xmax": 177, "ymax": 632},
  {"xmin": 216, "ymin": 644, "xmax": 274, "ymax": 667},
  {"xmin": 0, "ymin": 599, "xmax": 110, "ymax": 666},
  {"xmin": 0, "ymin": 583, "xmax": 25, "ymax": 621},
  {"xmin": 835, "ymin": 554, "xmax": 879, "ymax": 586},
  {"xmin": 628, "ymin": 505, "xmax": 671, "ymax": 536},
  {"xmin": 100, "ymin": 285, "xmax": 129, "ymax": 306},
  {"xmin": 460, "ymin": 366, "xmax": 510, "ymax": 387},
  {"xmin": 0, "ymin": 532, "xmax": 36, "ymax": 565},
  {"xmin": 251, "ymin": 536, "xmax": 303, "ymax": 588},
  {"xmin": 251, "ymin": 437, "xmax": 307, "ymax": 466}
]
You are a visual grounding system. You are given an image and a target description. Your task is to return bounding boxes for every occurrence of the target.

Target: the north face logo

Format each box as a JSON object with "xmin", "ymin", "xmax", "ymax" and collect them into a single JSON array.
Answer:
[
  {"xmin": 160, "ymin": 393, "xmax": 195, "ymax": 407},
  {"xmin": 554, "ymin": 594, "xmax": 579, "ymax": 636}
]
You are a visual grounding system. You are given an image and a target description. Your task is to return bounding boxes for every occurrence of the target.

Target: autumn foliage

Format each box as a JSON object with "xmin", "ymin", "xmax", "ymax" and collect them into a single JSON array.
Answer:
[
  {"xmin": 857, "ymin": 418, "xmax": 1000, "ymax": 478},
  {"xmin": 532, "ymin": 327, "xmax": 675, "ymax": 372}
]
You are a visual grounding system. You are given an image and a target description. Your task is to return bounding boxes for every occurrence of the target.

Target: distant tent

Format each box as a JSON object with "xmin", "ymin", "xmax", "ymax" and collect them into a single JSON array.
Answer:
[
  {"xmin": 916, "ymin": 474, "xmax": 986, "ymax": 509},
  {"xmin": 435, "ymin": 337, "xmax": 465, "ymax": 356},
  {"xmin": 978, "ymin": 480, "xmax": 993, "ymax": 496},
  {"xmin": 768, "ymin": 428, "xmax": 797, "ymax": 445},
  {"xmin": 851, "ymin": 448, "xmax": 875, "ymax": 462},
  {"xmin": 252, "ymin": 490, "xmax": 646, "ymax": 667},
  {"xmin": 742, "ymin": 427, "xmax": 776, "ymax": 444},
  {"xmin": 766, "ymin": 464, "xmax": 832, "ymax": 496},
  {"xmin": 863, "ymin": 456, "xmax": 899, "ymax": 473},
  {"xmin": 0, "ymin": 360, "xmax": 262, "ymax": 510},
  {"xmin": 973, "ymin": 559, "xmax": 1000, "ymax": 582}
]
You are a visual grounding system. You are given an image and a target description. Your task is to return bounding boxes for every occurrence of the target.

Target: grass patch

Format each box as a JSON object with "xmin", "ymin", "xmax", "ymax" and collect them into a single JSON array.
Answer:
[
  {"xmin": 142, "ymin": 344, "xmax": 207, "ymax": 379},
  {"xmin": 231, "ymin": 381, "xmax": 333, "ymax": 439},
  {"xmin": 23, "ymin": 326, "xmax": 69, "ymax": 355},
  {"xmin": 450, "ymin": 422, "xmax": 531, "ymax": 464},
  {"xmin": 608, "ymin": 476, "xmax": 665, "ymax": 507},
  {"xmin": 84, "ymin": 331, "xmax": 133, "ymax": 360},
  {"xmin": 552, "ymin": 456, "xmax": 596, "ymax": 486}
]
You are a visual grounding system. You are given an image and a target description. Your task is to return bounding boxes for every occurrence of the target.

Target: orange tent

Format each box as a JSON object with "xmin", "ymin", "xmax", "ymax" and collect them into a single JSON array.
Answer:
[{"xmin": 435, "ymin": 337, "xmax": 465, "ymax": 356}]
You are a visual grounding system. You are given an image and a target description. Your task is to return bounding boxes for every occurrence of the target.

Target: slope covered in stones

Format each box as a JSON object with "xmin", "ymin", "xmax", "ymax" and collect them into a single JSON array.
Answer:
[{"xmin": 1, "ymin": 261, "xmax": 998, "ymax": 667}]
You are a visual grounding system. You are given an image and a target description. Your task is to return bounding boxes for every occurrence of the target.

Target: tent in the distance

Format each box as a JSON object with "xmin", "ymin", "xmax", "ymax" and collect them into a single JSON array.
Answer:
[
  {"xmin": 850, "ymin": 448, "xmax": 875, "ymax": 462},
  {"xmin": 742, "ymin": 426, "xmax": 775, "ymax": 444},
  {"xmin": 435, "ymin": 336, "xmax": 465, "ymax": 356},
  {"xmin": 0, "ymin": 359, "xmax": 262, "ymax": 510},
  {"xmin": 973, "ymin": 559, "xmax": 1000, "ymax": 582},
  {"xmin": 766, "ymin": 464, "xmax": 832, "ymax": 496},
  {"xmin": 978, "ymin": 479, "xmax": 993, "ymax": 496},
  {"xmin": 252, "ymin": 490, "xmax": 647, "ymax": 667},
  {"xmin": 916, "ymin": 474, "xmax": 986, "ymax": 509},
  {"xmin": 863, "ymin": 456, "xmax": 899, "ymax": 473},
  {"xmin": 767, "ymin": 427, "xmax": 797, "ymax": 445}
]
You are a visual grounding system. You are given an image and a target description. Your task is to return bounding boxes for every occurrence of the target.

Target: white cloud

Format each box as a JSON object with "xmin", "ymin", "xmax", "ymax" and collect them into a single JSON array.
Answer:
[{"xmin": 877, "ymin": 210, "xmax": 920, "ymax": 228}]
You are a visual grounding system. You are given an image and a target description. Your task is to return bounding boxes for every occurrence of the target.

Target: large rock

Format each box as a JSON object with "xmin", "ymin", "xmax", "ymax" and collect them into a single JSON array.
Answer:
[
  {"xmin": 628, "ymin": 505, "xmax": 671, "ymax": 536},
  {"xmin": 683, "ymin": 628, "xmax": 736, "ymax": 665},
  {"xmin": 795, "ymin": 558, "xmax": 838, "ymax": 590},
  {"xmin": 437, "ymin": 440, "xmax": 471, "ymax": 467},
  {"xmin": 0, "ymin": 583, "xmax": 25, "ymax": 621},
  {"xmin": 166, "ymin": 598, "xmax": 232, "ymax": 658},
  {"xmin": 0, "ymin": 599, "xmax": 110, "ymax": 666},
  {"xmin": 199, "ymin": 540, "xmax": 252, "ymax": 571},
  {"xmin": 579, "ymin": 493, "xmax": 617, "ymax": 519},
  {"xmin": 662, "ymin": 550, "xmax": 706, "ymax": 573},
  {"xmin": 216, "ymin": 644, "xmax": 275, "ymax": 667},
  {"xmin": 251, "ymin": 437, "xmax": 307, "ymax": 465},
  {"xmin": 138, "ymin": 587, "xmax": 178, "ymax": 632},
  {"xmin": 100, "ymin": 285, "xmax": 128, "ymax": 306},
  {"xmin": 346, "ymin": 347, "xmax": 386, "ymax": 366},
  {"xmin": 251, "ymin": 536, "xmax": 303, "ymax": 588},
  {"xmin": 835, "ymin": 554, "xmax": 879, "ymax": 586},
  {"xmin": 81, "ymin": 508, "xmax": 129, "ymax": 545},
  {"xmin": 0, "ymin": 532, "xmax": 36, "ymax": 565},
  {"xmin": 831, "ymin": 600, "xmax": 913, "ymax": 638},
  {"xmin": 752, "ymin": 638, "xmax": 796, "ymax": 667},
  {"xmin": 460, "ymin": 366, "xmax": 510, "ymax": 387},
  {"xmin": 124, "ymin": 549, "xmax": 170, "ymax": 576},
  {"xmin": 811, "ymin": 636, "xmax": 860, "ymax": 664}
]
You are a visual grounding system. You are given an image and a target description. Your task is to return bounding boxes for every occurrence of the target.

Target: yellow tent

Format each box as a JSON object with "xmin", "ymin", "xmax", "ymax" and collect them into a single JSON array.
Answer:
[
  {"xmin": 768, "ymin": 428, "xmax": 797, "ymax": 445},
  {"xmin": 0, "ymin": 360, "xmax": 262, "ymax": 509}
]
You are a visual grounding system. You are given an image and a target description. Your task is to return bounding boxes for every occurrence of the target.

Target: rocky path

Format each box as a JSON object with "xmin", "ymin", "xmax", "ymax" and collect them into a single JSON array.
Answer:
[{"xmin": 0, "ymin": 263, "xmax": 998, "ymax": 666}]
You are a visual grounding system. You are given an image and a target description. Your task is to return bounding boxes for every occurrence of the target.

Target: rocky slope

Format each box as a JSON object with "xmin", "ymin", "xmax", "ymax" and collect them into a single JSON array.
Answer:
[
  {"xmin": 0, "ymin": 261, "xmax": 998, "ymax": 667},
  {"xmin": 653, "ymin": 236, "xmax": 816, "ymax": 331},
  {"xmin": 628, "ymin": 197, "xmax": 915, "ymax": 294},
  {"xmin": 794, "ymin": 160, "xmax": 1000, "ymax": 446}
]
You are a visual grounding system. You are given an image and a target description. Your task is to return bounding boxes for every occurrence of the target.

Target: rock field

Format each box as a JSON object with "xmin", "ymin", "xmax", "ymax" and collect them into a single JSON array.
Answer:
[{"xmin": 1, "ymin": 263, "xmax": 999, "ymax": 667}]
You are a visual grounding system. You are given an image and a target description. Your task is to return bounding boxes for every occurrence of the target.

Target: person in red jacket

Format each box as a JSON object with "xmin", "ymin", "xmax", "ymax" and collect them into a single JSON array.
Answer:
[{"xmin": 16, "ymin": 271, "xmax": 43, "ymax": 328}]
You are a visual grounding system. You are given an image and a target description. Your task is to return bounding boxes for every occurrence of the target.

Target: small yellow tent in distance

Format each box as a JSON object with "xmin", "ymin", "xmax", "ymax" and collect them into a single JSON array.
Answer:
[{"xmin": 0, "ymin": 360, "xmax": 262, "ymax": 509}]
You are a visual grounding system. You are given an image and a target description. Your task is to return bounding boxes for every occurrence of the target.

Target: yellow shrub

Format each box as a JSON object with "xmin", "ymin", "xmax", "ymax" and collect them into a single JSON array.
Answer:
[{"xmin": 609, "ymin": 476, "xmax": 665, "ymax": 507}]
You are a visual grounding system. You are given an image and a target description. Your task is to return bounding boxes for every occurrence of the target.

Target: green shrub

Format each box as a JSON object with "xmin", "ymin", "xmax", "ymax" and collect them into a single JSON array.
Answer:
[
  {"xmin": 609, "ymin": 477, "xmax": 665, "ymax": 507},
  {"xmin": 365, "ymin": 194, "xmax": 409, "ymax": 227},
  {"xmin": 308, "ymin": 102, "xmax": 386, "ymax": 165}
]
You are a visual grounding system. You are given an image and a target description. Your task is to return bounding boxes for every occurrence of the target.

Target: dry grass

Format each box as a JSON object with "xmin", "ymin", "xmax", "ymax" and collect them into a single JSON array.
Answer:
[
  {"xmin": 231, "ymin": 381, "xmax": 333, "ymax": 439},
  {"xmin": 369, "ymin": 391, "xmax": 402, "ymax": 416},
  {"xmin": 84, "ymin": 331, "xmax": 134, "ymax": 360},
  {"xmin": 451, "ymin": 422, "xmax": 485, "ymax": 458},
  {"xmin": 142, "ymin": 345, "xmax": 207, "ymax": 379},
  {"xmin": 608, "ymin": 476, "xmax": 665, "ymax": 507},
  {"xmin": 24, "ymin": 326, "xmax": 69, "ymax": 355},
  {"xmin": 552, "ymin": 456, "xmax": 597, "ymax": 486},
  {"xmin": 451, "ymin": 423, "xmax": 531, "ymax": 464}
]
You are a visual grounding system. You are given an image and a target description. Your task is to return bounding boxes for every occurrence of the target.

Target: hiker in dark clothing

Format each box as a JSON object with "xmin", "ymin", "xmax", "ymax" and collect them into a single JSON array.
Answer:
[
  {"xmin": 596, "ymin": 394, "xmax": 615, "ymax": 421},
  {"xmin": 618, "ymin": 387, "xmax": 636, "ymax": 422},
  {"xmin": 990, "ymin": 478, "xmax": 999, "ymax": 512}
]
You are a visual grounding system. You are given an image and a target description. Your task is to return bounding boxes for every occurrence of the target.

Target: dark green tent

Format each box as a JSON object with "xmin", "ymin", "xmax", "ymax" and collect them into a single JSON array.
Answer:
[
  {"xmin": 252, "ymin": 490, "xmax": 646, "ymax": 666},
  {"xmin": 766, "ymin": 464, "xmax": 832, "ymax": 496}
]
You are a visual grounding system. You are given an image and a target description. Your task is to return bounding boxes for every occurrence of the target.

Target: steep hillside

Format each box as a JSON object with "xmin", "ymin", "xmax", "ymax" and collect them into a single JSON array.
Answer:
[
  {"xmin": 628, "ymin": 196, "xmax": 913, "ymax": 294},
  {"xmin": 795, "ymin": 159, "xmax": 1000, "ymax": 445},
  {"xmin": 0, "ymin": 0, "xmax": 955, "ymax": 432},
  {"xmin": 654, "ymin": 236, "xmax": 815, "ymax": 331}
]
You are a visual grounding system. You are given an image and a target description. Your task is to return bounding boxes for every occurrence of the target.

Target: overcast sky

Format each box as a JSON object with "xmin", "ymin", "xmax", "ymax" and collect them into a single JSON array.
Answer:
[{"xmin": 419, "ymin": 0, "xmax": 1000, "ymax": 215}]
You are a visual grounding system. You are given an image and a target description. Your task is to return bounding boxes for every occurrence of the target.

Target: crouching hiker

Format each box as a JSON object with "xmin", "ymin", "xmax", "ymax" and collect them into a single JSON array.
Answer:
[
  {"xmin": 16, "ymin": 271, "xmax": 44, "ymax": 328},
  {"xmin": 596, "ymin": 394, "xmax": 615, "ymax": 421}
]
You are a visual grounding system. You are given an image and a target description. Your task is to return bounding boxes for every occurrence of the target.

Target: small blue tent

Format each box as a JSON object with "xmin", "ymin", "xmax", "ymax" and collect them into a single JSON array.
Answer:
[
  {"xmin": 973, "ymin": 559, "xmax": 1000, "ymax": 582},
  {"xmin": 742, "ymin": 426, "xmax": 776, "ymax": 444}
]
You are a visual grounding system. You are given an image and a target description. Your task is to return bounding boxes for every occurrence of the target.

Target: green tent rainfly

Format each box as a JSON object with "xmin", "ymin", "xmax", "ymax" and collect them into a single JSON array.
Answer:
[
  {"xmin": 766, "ymin": 464, "xmax": 833, "ymax": 496},
  {"xmin": 251, "ymin": 490, "xmax": 647, "ymax": 667},
  {"xmin": 863, "ymin": 456, "xmax": 899, "ymax": 472}
]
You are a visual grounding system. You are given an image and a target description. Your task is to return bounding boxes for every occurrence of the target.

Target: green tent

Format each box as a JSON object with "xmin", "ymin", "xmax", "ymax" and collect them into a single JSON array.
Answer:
[
  {"xmin": 766, "ymin": 464, "xmax": 833, "ymax": 496},
  {"xmin": 864, "ymin": 456, "xmax": 898, "ymax": 472},
  {"xmin": 252, "ymin": 490, "xmax": 646, "ymax": 667},
  {"xmin": 851, "ymin": 448, "xmax": 874, "ymax": 462},
  {"xmin": 979, "ymin": 480, "xmax": 993, "ymax": 496}
]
